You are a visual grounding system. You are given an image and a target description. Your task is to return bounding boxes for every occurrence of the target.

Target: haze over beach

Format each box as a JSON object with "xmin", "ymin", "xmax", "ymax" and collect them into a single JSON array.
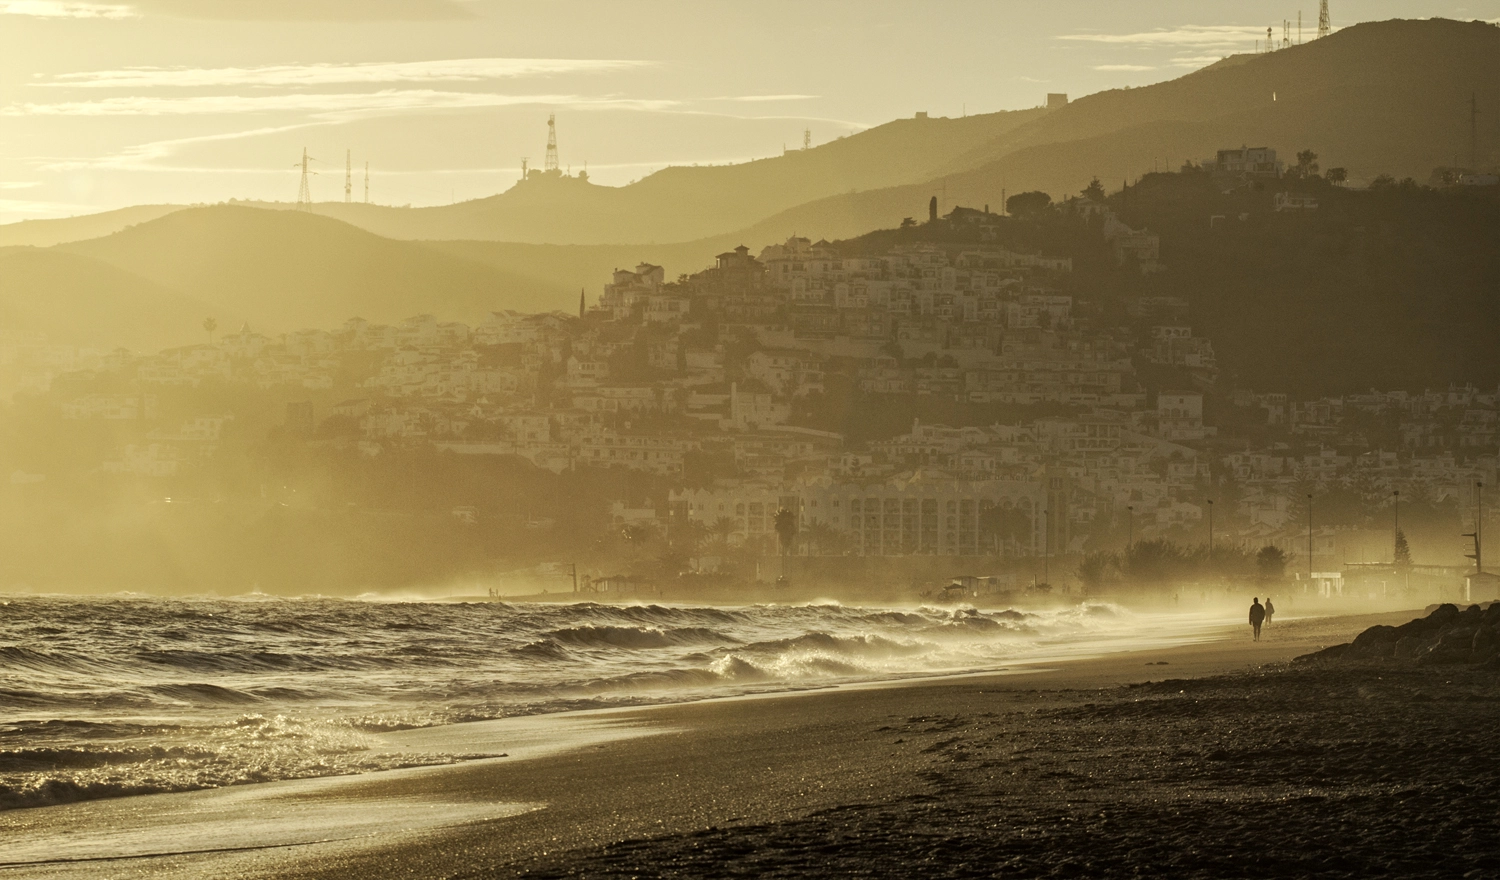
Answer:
[{"xmin": 2, "ymin": 1, "xmax": 1500, "ymax": 877}]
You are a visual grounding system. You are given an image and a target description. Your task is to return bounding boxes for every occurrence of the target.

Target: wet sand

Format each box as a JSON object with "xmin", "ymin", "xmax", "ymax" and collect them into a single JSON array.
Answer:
[{"xmin": 11, "ymin": 609, "xmax": 1500, "ymax": 879}]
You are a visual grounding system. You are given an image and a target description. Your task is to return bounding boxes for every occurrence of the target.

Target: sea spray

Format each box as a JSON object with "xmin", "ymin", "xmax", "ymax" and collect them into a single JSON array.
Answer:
[{"xmin": 0, "ymin": 595, "xmax": 1180, "ymax": 811}]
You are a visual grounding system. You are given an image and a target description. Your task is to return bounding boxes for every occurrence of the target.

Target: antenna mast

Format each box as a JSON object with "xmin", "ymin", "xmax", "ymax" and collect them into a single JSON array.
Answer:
[
  {"xmin": 1318, "ymin": 0, "xmax": 1330, "ymax": 39},
  {"xmin": 363, "ymin": 161, "xmax": 369, "ymax": 203},
  {"xmin": 544, "ymin": 114, "xmax": 559, "ymax": 173},
  {"xmin": 344, "ymin": 150, "xmax": 352, "ymax": 203},
  {"xmin": 294, "ymin": 147, "xmax": 315, "ymax": 212},
  {"xmin": 803, "ymin": 128, "xmax": 811, "ymax": 150}
]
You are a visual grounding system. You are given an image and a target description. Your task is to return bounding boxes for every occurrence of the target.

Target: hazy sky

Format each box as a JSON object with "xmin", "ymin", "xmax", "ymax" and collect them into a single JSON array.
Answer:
[{"xmin": 2, "ymin": 0, "xmax": 1496, "ymax": 223}]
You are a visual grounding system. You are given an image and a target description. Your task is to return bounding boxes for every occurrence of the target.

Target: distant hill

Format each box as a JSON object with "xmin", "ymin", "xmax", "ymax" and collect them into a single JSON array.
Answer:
[
  {"xmin": 0, "ymin": 247, "xmax": 215, "ymax": 351},
  {"xmin": 0, "ymin": 108, "xmax": 1044, "ymax": 250},
  {"xmin": 50, "ymin": 206, "xmax": 575, "ymax": 337},
  {"xmin": 717, "ymin": 19, "xmax": 1500, "ymax": 237},
  {"xmin": 4, "ymin": 20, "xmax": 1491, "ymax": 253},
  {"xmin": 0, "ymin": 205, "xmax": 183, "ymax": 249}
]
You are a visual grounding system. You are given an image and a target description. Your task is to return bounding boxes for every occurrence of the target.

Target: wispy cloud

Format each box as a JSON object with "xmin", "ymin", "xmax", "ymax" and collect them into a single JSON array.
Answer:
[
  {"xmin": 1093, "ymin": 64, "xmax": 1156, "ymax": 72},
  {"xmin": 0, "ymin": 197, "xmax": 94, "ymax": 218},
  {"xmin": 39, "ymin": 124, "xmax": 317, "ymax": 172},
  {"xmin": 7, "ymin": 90, "xmax": 679, "ymax": 118},
  {"xmin": 0, "ymin": 180, "xmax": 42, "ymax": 189},
  {"xmin": 713, "ymin": 94, "xmax": 820, "ymax": 102},
  {"xmin": 1170, "ymin": 55, "xmax": 1225, "ymax": 67},
  {"xmin": 1060, "ymin": 25, "xmax": 1265, "ymax": 49},
  {"xmin": 42, "ymin": 58, "xmax": 654, "ymax": 89},
  {"xmin": 0, "ymin": 0, "xmax": 133, "ymax": 17}
]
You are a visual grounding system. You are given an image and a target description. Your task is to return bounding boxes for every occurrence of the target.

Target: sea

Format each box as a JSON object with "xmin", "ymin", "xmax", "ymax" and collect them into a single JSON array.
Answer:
[{"xmin": 0, "ymin": 595, "xmax": 1213, "ymax": 813}]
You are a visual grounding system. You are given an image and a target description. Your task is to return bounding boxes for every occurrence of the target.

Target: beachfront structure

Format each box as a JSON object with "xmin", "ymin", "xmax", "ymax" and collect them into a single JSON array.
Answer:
[{"xmin": 671, "ymin": 474, "xmax": 1046, "ymax": 557}]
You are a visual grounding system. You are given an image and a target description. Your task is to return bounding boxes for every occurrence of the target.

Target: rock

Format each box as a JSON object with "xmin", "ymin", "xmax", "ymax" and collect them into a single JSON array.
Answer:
[
  {"xmin": 1483, "ymin": 603, "xmax": 1500, "ymax": 627},
  {"xmin": 1293, "ymin": 643, "xmax": 1349, "ymax": 664},
  {"xmin": 1348, "ymin": 624, "xmax": 1400, "ymax": 658},
  {"xmin": 1425, "ymin": 603, "xmax": 1461, "ymax": 628},
  {"xmin": 1394, "ymin": 635, "xmax": 1433, "ymax": 660},
  {"xmin": 1472, "ymin": 625, "xmax": 1499, "ymax": 664},
  {"xmin": 1416, "ymin": 626, "xmax": 1476, "ymax": 666}
]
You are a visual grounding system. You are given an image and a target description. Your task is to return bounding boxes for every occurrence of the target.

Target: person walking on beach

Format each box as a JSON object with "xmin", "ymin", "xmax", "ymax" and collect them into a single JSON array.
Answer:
[
  {"xmin": 1249, "ymin": 598, "xmax": 1266, "ymax": 641},
  {"xmin": 1264, "ymin": 597, "xmax": 1275, "ymax": 625}
]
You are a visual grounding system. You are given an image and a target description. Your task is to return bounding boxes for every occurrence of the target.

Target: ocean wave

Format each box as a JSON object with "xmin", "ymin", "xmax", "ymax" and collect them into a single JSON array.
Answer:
[{"xmin": 0, "ymin": 594, "xmax": 1153, "ymax": 813}]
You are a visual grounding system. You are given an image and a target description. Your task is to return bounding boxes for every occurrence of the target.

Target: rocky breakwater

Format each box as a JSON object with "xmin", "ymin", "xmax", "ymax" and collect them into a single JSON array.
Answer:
[{"xmin": 1297, "ymin": 603, "xmax": 1500, "ymax": 667}]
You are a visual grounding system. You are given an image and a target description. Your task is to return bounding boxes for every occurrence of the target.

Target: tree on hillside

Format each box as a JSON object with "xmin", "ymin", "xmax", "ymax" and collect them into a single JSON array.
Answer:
[
  {"xmin": 1256, "ymin": 545, "xmax": 1287, "ymax": 582},
  {"xmin": 773, "ymin": 507, "xmax": 798, "ymax": 579},
  {"xmin": 1082, "ymin": 177, "xmax": 1106, "ymax": 201},
  {"xmin": 1005, "ymin": 191, "xmax": 1052, "ymax": 216},
  {"xmin": 1394, "ymin": 529, "xmax": 1412, "ymax": 569},
  {"xmin": 203, "ymin": 317, "xmax": 218, "ymax": 344},
  {"xmin": 1293, "ymin": 150, "xmax": 1320, "ymax": 178}
]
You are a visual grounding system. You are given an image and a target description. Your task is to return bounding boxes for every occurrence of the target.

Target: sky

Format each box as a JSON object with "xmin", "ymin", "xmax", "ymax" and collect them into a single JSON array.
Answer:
[{"xmin": 2, "ymin": 0, "xmax": 1497, "ymax": 224}]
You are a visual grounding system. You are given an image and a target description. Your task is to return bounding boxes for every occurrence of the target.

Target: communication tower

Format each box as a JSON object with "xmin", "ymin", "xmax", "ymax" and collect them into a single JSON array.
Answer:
[
  {"xmin": 803, "ymin": 128, "xmax": 811, "ymax": 150},
  {"xmin": 520, "ymin": 157, "xmax": 529, "ymax": 181},
  {"xmin": 363, "ymin": 161, "xmax": 369, "ymax": 203},
  {"xmin": 344, "ymin": 149, "xmax": 352, "ymax": 203},
  {"xmin": 294, "ymin": 147, "xmax": 315, "ymax": 212},
  {"xmin": 1318, "ymin": 0, "xmax": 1330, "ymax": 39},
  {"xmin": 544, "ymin": 114, "xmax": 559, "ymax": 173}
]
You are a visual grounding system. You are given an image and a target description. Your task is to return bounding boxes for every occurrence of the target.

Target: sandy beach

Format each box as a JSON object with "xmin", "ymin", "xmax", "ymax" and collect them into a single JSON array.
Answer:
[{"xmin": 6, "ymin": 608, "xmax": 1500, "ymax": 879}]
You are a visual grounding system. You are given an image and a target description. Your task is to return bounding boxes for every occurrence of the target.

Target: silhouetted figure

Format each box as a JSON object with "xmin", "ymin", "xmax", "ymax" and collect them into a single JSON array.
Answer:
[
  {"xmin": 1249, "ymin": 598, "xmax": 1266, "ymax": 641},
  {"xmin": 1264, "ymin": 597, "xmax": 1275, "ymax": 625}
]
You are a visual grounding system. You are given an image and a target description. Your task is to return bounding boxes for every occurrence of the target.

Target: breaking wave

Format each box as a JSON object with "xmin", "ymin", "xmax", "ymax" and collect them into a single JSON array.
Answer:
[{"xmin": 0, "ymin": 595, "xmax": 1151, "ymax": 812}]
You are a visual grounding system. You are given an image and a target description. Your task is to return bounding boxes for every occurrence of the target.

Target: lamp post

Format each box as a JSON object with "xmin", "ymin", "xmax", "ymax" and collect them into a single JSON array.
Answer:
[
  {"xmin": 1207, "ymin": 499, "xmax": 1214, "ymax": 566},
  {"xmin": 1478, "ymin": 482, "xmax": 1485, "ymax": 575},
  {"xmin": 1307, "ymin": 493, "xmax": 1314, "ymax": 589},
  {"xmin": 1127, "ymin": 505, "xmax": 1134, "ymax": 552}
]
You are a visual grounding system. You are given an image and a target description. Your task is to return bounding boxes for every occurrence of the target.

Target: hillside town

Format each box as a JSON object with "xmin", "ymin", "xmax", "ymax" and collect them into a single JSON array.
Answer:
[{"xmin": 2, "ymin": 196, "xmax": 1495, "ymax": 597}]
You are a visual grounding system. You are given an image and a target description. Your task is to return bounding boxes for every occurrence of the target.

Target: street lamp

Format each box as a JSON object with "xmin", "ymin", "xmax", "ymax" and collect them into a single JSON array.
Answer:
[
  {"xmin": 1127, "ymin": 505, "xmax": 1134, "ymax": 552},
  {"xmin": 1207, "ymin": 499, "xmax": 1214, "ymax": 565},
  {"xmin": 1393, "ymin": 489, "xmax": 1400, "ymax": 562},
  {"xmin": 1307, "ymin": 493, "xmax": 1314, "ymax": 588}
]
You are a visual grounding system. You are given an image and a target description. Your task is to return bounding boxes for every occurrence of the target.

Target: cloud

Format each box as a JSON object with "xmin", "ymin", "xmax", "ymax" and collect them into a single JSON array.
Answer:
[
  {"xmin": 0, "ymin": 197, "xmax": 94, "ymax": 218},
  {"xmin": 713, "ymin": 95, "xmax": 820, "ymax": 102},
  {"xmin": 1170, "ymin": 55, "xmax": 1225, "ymax": 67},
  {"xmin": 128, "ymin": 0, "xmax": 473, "ymax": 20},
  {"xmin": 0, "ymin": 1, "xmax": 133, "ymax": 17},
  {"xmin": 0, "ymin": 180, "xmax": 42, "ymax": 189},
  {"xmin": 1059, "ymin": 25, "xmax": 1266, "ymax": 49},
  {"xmin": 1093, "ymin": 64, "xmax": 1156, "ymax": 72},
  {"xmin": 43, "ymin": 58, "xmax": 655, "ymax": 89},
  {"xmin": 6, "ymin": 90, "xmax": 679, "ymax": 118}
]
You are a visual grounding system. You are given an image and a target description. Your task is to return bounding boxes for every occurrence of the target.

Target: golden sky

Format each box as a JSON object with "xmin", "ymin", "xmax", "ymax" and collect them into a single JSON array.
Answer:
[{"xmin": 1, "ymin": 0, "xmax": 1495, "ymax": 222}]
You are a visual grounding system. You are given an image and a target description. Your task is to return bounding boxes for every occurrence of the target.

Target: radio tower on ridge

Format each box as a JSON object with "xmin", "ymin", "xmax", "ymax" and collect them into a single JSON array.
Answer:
[
  {"xmin": 544, "ymin": 114, "xmax": 560, "ymax": 173},
  {"xmin": 363, "ymin": 161, "xmax": 369, "ymax": 203},
  {"xmin": 1318, "ymin": 0, "xmax": 1331, "ymax": 39},
  {"xmin": 344, "ymin": 150, "xmax": 352, "ymax": 203},
  {"xmin": 294, "ymin": 147, "xmax": 315, "ymax": 212}
]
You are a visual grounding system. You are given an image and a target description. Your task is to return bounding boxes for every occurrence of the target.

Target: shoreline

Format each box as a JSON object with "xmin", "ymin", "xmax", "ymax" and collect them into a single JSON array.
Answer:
[{"xmin": 0, "ymin": 608, "xmax": 1416, "ymax": 879}]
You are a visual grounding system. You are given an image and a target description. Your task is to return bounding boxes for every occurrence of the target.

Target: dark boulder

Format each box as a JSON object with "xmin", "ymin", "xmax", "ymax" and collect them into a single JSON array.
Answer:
[
  {"xmin": 1473, "ymin": 625, "xmax": 1499, "ymax": 664},
  {"xmin": 1415, "ymin": 626, "xmax": 1477, "ymax": 666},
  {"xmin": 1483, "ymin": 603, "xmax": 1500, "ymax": 627},
  {"xmin": 1348, "ymin": 625, "xmax": 1400, "ymax": 658},
  {"xmin": 1394, "ymin": 635, "xmax": 1434, "ymax": 660},
  {"xmin": 1293, "ymin": 643, "xmax": 1350, "ymax": 664},
  {"xmin": 1425, "ymin": 603, "xmax": 1461, "ymax": 628}
]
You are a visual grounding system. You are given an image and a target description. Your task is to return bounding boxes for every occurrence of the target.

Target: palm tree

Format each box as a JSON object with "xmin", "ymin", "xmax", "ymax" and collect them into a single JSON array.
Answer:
[
  {"xmin": 203, "ymin": 317, "xmax": 218, "ymax": 345},
  {"xmin": 773, "ymin": 507, "xmax": 798, "ymax": 581}
]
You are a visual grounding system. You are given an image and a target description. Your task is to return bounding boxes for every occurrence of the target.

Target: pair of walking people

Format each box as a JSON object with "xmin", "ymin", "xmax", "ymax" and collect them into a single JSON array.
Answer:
[{"xmin": 1249, "ymin": 597, "xmax": 1274, "ymax": 641}]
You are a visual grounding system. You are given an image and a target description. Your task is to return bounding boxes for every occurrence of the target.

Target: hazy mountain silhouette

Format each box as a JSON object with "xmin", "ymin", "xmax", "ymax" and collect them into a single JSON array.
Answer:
[
  {"xmin": 0, "ymin": 109, "xmax": 1043, "ymax": 249},
  {"xmin": 48, "ymin": 206, "xmax": 573, "ymax": 336},
  {"xmin": 0, "ymin": 205, "xmax": 184, "ymax": 249},
  {"xmin": 0, "ymin": 247, "xmax": 215, "ymax": 351},
  {"xmin": 4, "ymin": 20, "xmax": 1490, "ymax": 251}
]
